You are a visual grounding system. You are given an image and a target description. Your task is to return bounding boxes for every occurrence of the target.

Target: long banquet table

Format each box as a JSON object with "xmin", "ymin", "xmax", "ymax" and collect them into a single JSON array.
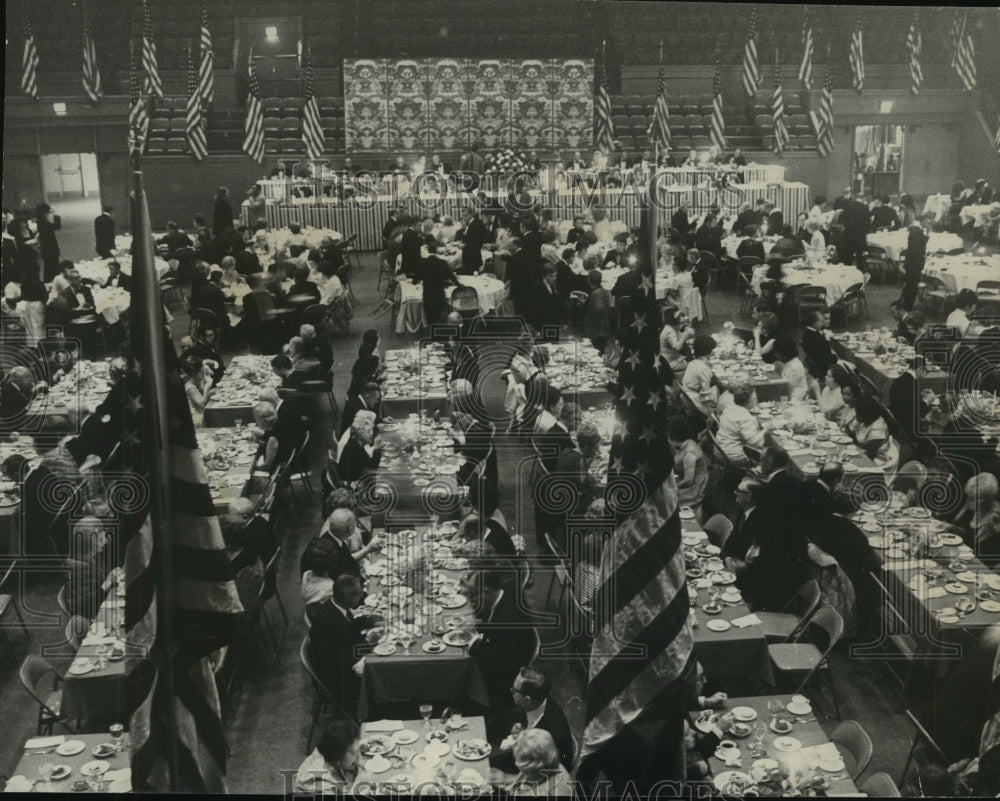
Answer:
[
  {"xmin": 831, "ymin": 332, "xmax": 950, "ymax": 402},
  {"xmin": 380, "ymin": 345, "xmax": 451, "ymax": 419},
  {"xmin": 244, "ymin": 181, "xmax": 812, "ymax": 251},
  {"xmin": 702, "ymin": 694, "xmax": 859, "ymax": 796},
  {"xmin": 202, "ymin": 355, "xmax": 282, "ymax": 428},
  {"xmin": 356, "ymin": 523, "xmax": 488, "ymax": 718},
  {"xmin": 4, "ymin": 733, "xmax": 132, "ymax": 793}
]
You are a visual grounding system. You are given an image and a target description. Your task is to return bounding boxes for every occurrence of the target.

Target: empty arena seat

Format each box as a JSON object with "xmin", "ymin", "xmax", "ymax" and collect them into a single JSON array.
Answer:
[{"xmin": 280, "ymin": 116, "xmax": 300, "ymax": 133}]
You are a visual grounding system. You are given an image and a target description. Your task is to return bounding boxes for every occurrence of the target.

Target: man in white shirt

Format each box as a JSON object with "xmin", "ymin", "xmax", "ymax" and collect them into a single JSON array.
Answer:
[
  {"xmin": 946, "ymin": 289, "xmax": 980, "ymax": 338},
  {"xmin": 489, "ymin": 666, "xmax": 575, "ymax": 772}
]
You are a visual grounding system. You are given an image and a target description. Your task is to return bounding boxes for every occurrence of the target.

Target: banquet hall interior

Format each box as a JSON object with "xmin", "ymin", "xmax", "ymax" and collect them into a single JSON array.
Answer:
[{"xmin": 2, "ymin": 0, "xmax": 1000, "ymax": 796}]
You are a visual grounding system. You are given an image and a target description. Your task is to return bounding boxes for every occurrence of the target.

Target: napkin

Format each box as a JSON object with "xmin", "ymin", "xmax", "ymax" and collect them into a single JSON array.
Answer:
[
  {"xmin": 4, "ymin": 776, "xmax": 32, "ymax": 793},
  {"xmin": 104, "ymin": 769, "xmax": 131, "ymax": 782},
  {"xmin": 365, "ymin": 720, "xmax": 405, "ymax": 732},
  {"xmin": 731, "ymin": 614, "xmax": 762, "ymax": 628},
  {"xmin": 788, "ymin": 448, "xmax": 812, "ymax": 456},
  {"xmin": 82, "ymin": 635, "xmax": 119, "ymax": 646},
  {"xmin": 802, "ymin": 743, "xmax": 840, "ymax": 762},
  {"xmin": 24, "ymin": 735, "xmax": 65, "ymax": 749}
]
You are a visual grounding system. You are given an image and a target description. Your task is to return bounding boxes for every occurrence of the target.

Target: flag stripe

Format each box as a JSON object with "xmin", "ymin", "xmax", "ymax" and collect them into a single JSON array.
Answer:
[
  {"xmin": 651, "ymin": 67, "xmax": 671, "ymax": 152},
  {"xmin": 243, "ymin": 50, "xmax": 266, "ymax": 163},
  {"xmin": 302, "ymin": 57, "xmax": 326, "ymax": 160},
  {"xmin": 82, "ymin": 5, "xmax": 102, "ymax": 103},
  {"xmin": 816, "ymin": 59, "xmax": 835, "ymax": 158},
  {"xmin": 798, "ymin": 7, "xmax": 813, "ymax": 90},
  {"xmin": 742, "ymin": 8, "xmax": 760, "ymax": 97},
  {"xmin": 198, "ymin": 8, "xmax": 214, "ymax": 108},
  {"xmin": 21, "ymin": 17, "xmax": 39, "ymax": 99},
  {"xmin": 710, "ymin": 63, "xmax": 726, "ymax": 151},
  {"xmin": 849, "ymin": 19, "xmax": 865, "ymax": 93},
  {"xmin": 186, "ymin": 47, "xmax": 208, "ymax": 161},
  {"xmin": 129, "ymin": 56, "xmax": 150, "ymax": 153},
  {"xmin": 142, "ymin": 1, "xmax": 164, "ymax": 99},
  {"xmin": 772, "ymin": 63, "xmax": 789, "ymax": 154},
  {"xmin": 907, "ymin": 14, "xmax": 923, "ymax": 95},
  {"xmin": 954, "ymin": 13, "xmax": 976, "ymax": 91},
  {"xmin": 595, "ymin": 54, "xmax": 615, "ymax": 152}
]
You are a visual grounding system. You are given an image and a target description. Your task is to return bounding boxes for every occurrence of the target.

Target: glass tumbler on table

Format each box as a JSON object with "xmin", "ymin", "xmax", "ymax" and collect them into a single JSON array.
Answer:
[
  {"xmin": 110, "ymin": 723, "xmax": 125, "ymax": 752},
  {"xmin": 767, "ymin": 698, "xmax": 784, "ymax": 726},
  {"xmin": 420, "ymin": 704, "xmax": 433, "ymax": 728}
]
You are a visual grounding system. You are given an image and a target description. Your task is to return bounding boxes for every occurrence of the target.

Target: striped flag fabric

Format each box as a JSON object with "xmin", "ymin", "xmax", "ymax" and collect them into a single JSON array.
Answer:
[
  {"xmin": 197, "ymin": 8, "xmax": 214, "ymax": 109},
  {"xmin": 907, "ymin": 12, "xmax": 923, "ymax": 95},
  {"xmin": 798, "ymin": 6, "xmax": 813, "ymax": 90},
  {"xmin": 21, "ymin": 15, "xmax": 39, "ymax": 99},
  {"xmin": 122, "ymin": 155, "xmax": 242, "ymax": 792},
  {"xmin": 772, "ymin": 63, "xmax": 790, "ymax": 155},
  {"xmin": 301, "ymin": 56, "xmax": 326, "ymax": 161},
  {"xmin": 994, "ymin": 118, "xmax": 1000, "ymax": 155},
  {"xmin": 742, "ymin": 7, "xmax": 760, "ymax": 98},
  {"xmin": 82, "ymin": 4, "xmax": 102, "ymax": 103},
  {"xmin": 579, "ymin": 203, "xmax": 695, "ymax": 790},
  {"xmin": 594, "ymin": 52, "xmax": 615, "ymax": 154},
  {"xmin": 953, "ymin": 11, "xmax": 976, "ymax": 91},
  {"xmin": 243, "ymin": 48, "xmax": 266, "ymax": 163},
  {"xmin": 128, "ymin": 57, "xmax": 149, "ymax": 152},
  {"xmin": 650, "ymin": 64, "xmax": 671, "ymax": 153},
  {"xmin": 142, "ymin": 0, "xmax": 164, "ymax": 100},
  {"xmin": 709, "ymin": 61, "xmax": 726, "ymax": 152},
  {"xmin": 816, "ymin": 60, "xmax": 834, "ymax": 158},
  {"xmin": 849, "ymin": 17, "xmax": 864, "ymax": 93},
  {"xmin": 185, "ymin": 48, "xmax": 208, "ymax": 161}
]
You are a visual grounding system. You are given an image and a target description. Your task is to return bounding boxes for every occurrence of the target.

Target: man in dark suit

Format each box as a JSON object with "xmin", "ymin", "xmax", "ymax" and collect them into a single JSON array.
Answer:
[
  {"xmin": 457, "ymin": 209, "xmax": 489, "ymax": 275},
  {"xmin": 889, "ymin": 356, "xmax": 932, "ymax": 447},
  {"xmin": 583, "ymin": 268, "xmax": 612, "ymax": 348},
  {"xmin": 339, "ymin": 382, "xmax": 382, "ymax": 438},
  {"xmin": 286, "ymin": 266, "xmax": 321, "ymax": 307},
  {"xmin": 56, "ymin": 270, "xmax": 96, "ymax": 320},
  {"xmin": 101, "ymin": 261, "xmax": 129, "ymax": 290},
  {"xmin": 532, "ymin": 260, "xmax": 563, "ymax": 330},
  {"xmin": 869, "ymin": 195, "xmax": 900, "ymax": 232},
  {"xmin": 800, "ymin": 309, "xmax": 837, "ymax": 380},
  {"xmin": 488, "ymin": 666, "xmax": 574, "ymax": 772},
  {"xmin": 462, "ymin": 563, "xmax": 537, "ymax": 709},
  {"xmin": 158, "ymin": 221, "xmax": 194, "ymax": 259},
  {"xmin": 421, "ymin": 247, "xmax": 458, "ymax": 326},
  {"xmin": 505, "ymin": 239, "xmax": 539, "ymax": 322},
  {"xmin": 735, "ymin": 227, "xmax": 766, "ymax": 263},
  {"xmin": 190, "ymin": 263, "xmax": 228, "ymax": 323},
  {"xmin": 234, "ymin": 242, "xmax": 261, "ymax": 277},
  {"xmin": 670, "ymin": 200, "xmax": 694, "ymax": 248},
  {"xmin": 185, "ymin": 326, "xmax": 226, "ymax": 384},
  {"xmin": 307, "ymin": 574, "xmax": 372, "ymax": 714},
  {"xmin": 381, "ymin": 207, "xmax": 403, "ymax": 247},
  {"xmin": 93, "ymin": 206, "xmax": 116, "ymax": 258},
  {"xmin": 802, "ymin": 464, "xmax": 855, "ymax": 516},
  {"xmin": 212, "ymin": 187, "xmax": 234, "ymax": 237},
  {"xmin": 839, "ymin": 196, "xmax": 870, "ymax": 267},
  {"xmin": 535, "ymin": 401, "xmax": 576, "ymax": 474},
  {"xmin": 565, "ymin": 216, "xmax": 586, "ymax": 245},
  {"xmin": 765, "ymin": 202, "xmax": 784, "ymax": 236},
  {"xmin": 399, "ymin": 218, "xmax": 423, "ymax": 279},
  {"xmin": 732, "ymin": 203, "xmax": 758, "ymax": 237}
]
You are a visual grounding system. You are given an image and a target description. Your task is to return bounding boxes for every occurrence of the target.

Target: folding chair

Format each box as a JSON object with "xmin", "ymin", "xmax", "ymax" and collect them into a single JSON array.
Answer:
[
  {"xmin": 0, "ymin": 560, "xmax": 29, "ymax": 661},
  {"xmin": 300, "ymin": 635, "xmax": 358, "ymax": 753},
  {"xmin": 859, "ymin": 772, "xmax": 900, "ymax": 797},
  {"xmin": 542, "ymin": 531, "xmax": 572, "ymax": 612},
  {"xmin": 19, "ymin": 656, "xmax": 76, "ymax": 735},
  {"xmin": 831, "ymin": 719, "xmax": 873, "ymax": 781},
  {"xmin": 767, "ymin": 605, "xmax": 844, "ymax": 719},
  {"xmin": 258, "ymin": 547, "xmax": 289, "ymax": 656},
  {"xmin": 756, "ymin": 578, "xmax": 821, "ymax": 643}
]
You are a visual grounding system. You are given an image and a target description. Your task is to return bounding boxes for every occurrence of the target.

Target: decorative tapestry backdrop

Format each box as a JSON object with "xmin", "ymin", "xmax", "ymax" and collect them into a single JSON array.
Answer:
[{"xmin": 343, "ymin": 59, "xmax": 593, "ymax": 154}]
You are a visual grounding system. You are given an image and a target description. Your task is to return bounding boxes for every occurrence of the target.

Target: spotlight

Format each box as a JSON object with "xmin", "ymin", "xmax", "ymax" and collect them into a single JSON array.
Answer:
[{"xmin": 265, "ymin": 26, "xmax": 278, "ymax": 42}]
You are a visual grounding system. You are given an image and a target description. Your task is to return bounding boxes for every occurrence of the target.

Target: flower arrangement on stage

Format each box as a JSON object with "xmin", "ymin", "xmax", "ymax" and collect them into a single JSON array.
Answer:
[{"xmin": 485, "ymin": 148, "xmax": 530, "ymax": 175}]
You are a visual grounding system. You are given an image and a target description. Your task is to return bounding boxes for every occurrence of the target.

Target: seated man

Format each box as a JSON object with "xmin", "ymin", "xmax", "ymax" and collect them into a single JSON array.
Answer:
[
  {"xmin": 461, "ymin": 561, "xmax": 537, "ymax": 709},
  {"xmin": 301, "ymin": 507, "xmax": 382, "ymax": 579},
  {"xmin": 249, "ymin": 399, "xmax": 299, "ymax": 476},
  {"xmin": 184, "ymin": 326, "xmax": 226, "ymax": 384},
  {"xmin": 488, "ymin": 666, "xmax": 574, "ymax": 773},
  {"xmin": 307, "ymin": 574, "xmax": 374, "ymax": 716},
  {"xmin": 459, "ymin": 480, "xmax": 516, "ymax": 557},
  {"xmin": 287, "ymin": 265, "xmax": 322, "ymax": 307}
]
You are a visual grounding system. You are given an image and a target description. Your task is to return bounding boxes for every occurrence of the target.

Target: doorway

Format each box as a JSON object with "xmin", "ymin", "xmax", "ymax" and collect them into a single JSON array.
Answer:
[
  {"xmin": 38, "ymin": 153, "xmax": 103, "ymax": 261},
  {"xmin": 852, "ymin": 125, "xmax": 904, "ymax": 199}
]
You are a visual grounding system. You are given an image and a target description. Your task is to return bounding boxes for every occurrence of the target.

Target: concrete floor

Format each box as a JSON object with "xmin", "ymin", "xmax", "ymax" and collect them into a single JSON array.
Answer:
[{"xmin": 0, "ymin": 202, "xmax": 951, "ymax": 792}]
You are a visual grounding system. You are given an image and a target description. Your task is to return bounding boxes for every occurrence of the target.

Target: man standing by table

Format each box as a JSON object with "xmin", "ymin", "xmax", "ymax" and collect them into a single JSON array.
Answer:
[
  {"xmin": 900, "ymin": 224, "xmax": 928, "ymax": 310},
  {"xmin": 93, "ymin": 205, "xmax": 116, "ymax": 258},
  {"xmin": 800, "ymin": 309, "xmax": 837, "ymax": 381},
  {"xmin": 838, "ymin": 196, "xmax": 870, "ymax": 268},
  {"xmin": 456, "ymin": 207, "xmax": 489, "ymax": 276}
]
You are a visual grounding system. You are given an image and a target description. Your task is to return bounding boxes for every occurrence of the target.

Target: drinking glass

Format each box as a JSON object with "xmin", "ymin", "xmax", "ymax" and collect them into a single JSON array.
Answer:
[
  {"xmin": 38, "ymin": 763, "xmax": 55, "ymax": 791},
  {"xmin": 95, "ymin": 644, "xmax": 108, "ymax": 670},
  {"xmin": 420, "ymin": 704, "xmax": 433, "ymax": 728},
  {"xmin": 110, "ymin": 723, "xmax": 124, "ymax": 752},
  {"xmin": 399, "ymin": 633, "xmax": 414, "ymax": 655},
  {"xmin": 767, "ymin": 699, "xmax": 783, "ymax": 725}
]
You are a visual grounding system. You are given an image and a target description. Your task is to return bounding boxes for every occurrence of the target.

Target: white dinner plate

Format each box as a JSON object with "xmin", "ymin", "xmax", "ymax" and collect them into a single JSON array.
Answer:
[
  {"xmin": 423, "ymin": 639, "xmax": 446, "ymax": 653},
  {"xmin": 393, "ymin": 729, "xmax": 419, "ymax": 745},
  {"xmin": 366, "ymin": 755, "xmax": 392, "ymax": 774},
  {"xmin": 68, "ymin": 660, "xmax": 96, "ymax": 676},
  {"xmin": 56, "ymin": 740, "xmax": 86, "ymax": 756},
  {"xmin": 938, "ymin": 533, "xmax": 963, "ymax": 547},
  {"xmin": 706, "ymin": 619, "xmax": 731, "ymax": 632},
  {"xmin": 820, "ymin": 755, "xmax": 846, "ymax": 772},
  {"xmin": 373, "ymin": 642, "xmax": 397, "ymax": 656},
  {"xmin": 438, "ymin": 594, "xmax": 466, "ymax": 609},
  {"xmin": 772, "ymin": 736, "xmax": 802, "ymax": 752},
  {"xmin": 413, "ymin": 478, "xmax": 430, "ymax": 487},
  {"xmin": 714, "ymin": 771, "xmax": 753, "ymax": 793},
  {"xmin": 80, "ymin": 761, "xmax": 110, "ymax": 777},
  {"xmin": 442, "ymin": 629, "xmax": 474, "ymax": 646},
  {"xmin": 786, "ymin": 701, "xmax": 812, "ymax": 716},
  {"xmin": 945, "ymin": 582, "xmax": 969, "ymax": 595},
  {"xmin": 981, "ymin": 601, "xmax": 1000, "ymax": 613},
  {"xmin": 679, "ymin": 508, "xmax": 696, "ymax": 520}
]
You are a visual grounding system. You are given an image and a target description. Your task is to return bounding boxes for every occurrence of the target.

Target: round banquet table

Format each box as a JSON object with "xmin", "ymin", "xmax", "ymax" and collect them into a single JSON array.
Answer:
[
  {"xmin": 91, "ymin": 287, "xmax": 130, "ymax": 325},
  {"xmin": 752, "ymin": 260, "xmax": 863, "ymax": 304},
  {"xmin": 394, "ymin": 274, "xmax": 504, "ymax": 335},
  {"xmin": 722, "ymin": 234, "xmax": 780, "ymax": 261},
  {"xmin": 960, "ymin": 204, "xmax": 999, "ymax": 229},
  {"xmin": 74, "ymin": 254, "xmax": 169, "ymax": 284},
  {"xmin": 867, "ymin": 230, "xmax": 964, "ymax": 262},
  {"xmin": 923, "ymin": 254, "xmax": 1000, "ymax": 294}
]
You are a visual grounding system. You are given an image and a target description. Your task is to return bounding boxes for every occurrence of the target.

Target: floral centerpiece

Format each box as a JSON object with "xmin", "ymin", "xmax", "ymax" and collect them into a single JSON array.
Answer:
[{"xmin": 485, "ymin": 148, "xmax": 530, "ymax": 175}]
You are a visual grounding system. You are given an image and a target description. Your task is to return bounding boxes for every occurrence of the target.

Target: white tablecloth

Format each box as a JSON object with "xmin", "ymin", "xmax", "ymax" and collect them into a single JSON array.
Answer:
[
  {"xmin": 75, "ymin": 254, "xmax": 169, "ymax": 284},
  {"xmin": 753, "ymin": 260, "xmax": 863, "ymax": 304},
  {"xmin": 867, "ymin": 231, "xmax": 964, "ymax": 262},
  {"xmin": 922, "ymin": 194, "xmax": 951, "ymax": 222},
  {"xmin": 960, "ymin": 204, "xmax": 999, "ymax": 229},
  {"xmin": 923, "ymin": 254, "xmax": 1000, "ymax": 294},
  {"xmin": 267, "ymin": 227, "xmax": 344, "ymax": 254},
  {"xmin": 394, "ymin": 274, "xmax": 505, "ymax": 334},
  {"xmin": 722, "ymin": 235, "xmax": 780, "ymax": 260},
  {"xmin": 92, "ymin": 287, "xmax": 130, "ymax": 325}
]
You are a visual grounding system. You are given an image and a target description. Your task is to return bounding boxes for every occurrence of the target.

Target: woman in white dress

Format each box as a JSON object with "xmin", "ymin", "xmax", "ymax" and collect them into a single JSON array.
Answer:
[
  {"xmin": 181, "ymin": 355, "xmax": 214, "ymax": 427},
  {"xmin": 294, "ymin": 720, "xmax": 360, "ymax": 793}
]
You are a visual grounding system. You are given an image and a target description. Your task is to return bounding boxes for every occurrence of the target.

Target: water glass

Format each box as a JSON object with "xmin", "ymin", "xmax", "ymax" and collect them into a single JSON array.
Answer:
[
  {"xmin": 110, "ymin": 723, "xmax": 124, "ymax": 752},
  {"xmin": 420, "ymin": 704, "xmax": 433, "ymax": 728}
]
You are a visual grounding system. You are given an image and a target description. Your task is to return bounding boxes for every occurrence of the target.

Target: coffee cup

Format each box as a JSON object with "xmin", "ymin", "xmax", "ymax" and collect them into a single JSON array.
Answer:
[{"xmin": 791, "ymin": 695, "xmax": 808, "ymax": 706}]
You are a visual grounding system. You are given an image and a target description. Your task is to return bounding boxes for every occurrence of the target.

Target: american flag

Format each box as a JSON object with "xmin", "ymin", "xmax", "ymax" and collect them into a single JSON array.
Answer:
[
  {"xmin": 21, "ymin": 14, "xmax": 39, "ymax": 99},
  {"xmin": 742, "ymin": 7, "xmax": 760, "ymax": 98},
  {"xmin": 649, "ymin": 63, "xmax": 671, "ymax": 153},
  {"xmin": 772, "ymin": 62, "xmax": 790, "ymax": 155},
  {"xmin": 709, "ymin": 61, "xmax": 726, "ymax": 152},
  {"xmin": 907, "ymin": 11, "xmax": 923, "ymax": 96},
  {"xmin": 243, "ymin": 48, "xmax": 265, "ymax": 163},
  {"xmin": 128, "ymin": 55, "xmax": 149, "ymax": 152},
  {"xmin": 580, "ymin": 204, "xmax": 694, "ymax": 788},
  {"xmin": 197, "ymin": 8, "xmax": 214, "ymax": 109},
  {"xmin": 142, "ymin": 0, "xmax": 164, "ymax": 100},
  {"xmin": 798, "ymin": 6, "xmax": 813, "ymax": 90},
  {"xmin": 849, "ymin": 16, "xmax": 864, "ymax": 93},
  {"xmin": 185, "ymin": 47, "xmax": 208, "ymax": 161},
  {"xmin": 594, "ymin": 51, "xmax": 615, "ymax": 154},
  {"xmin": 122, "ymin": 151, "xmax": 242, "ymax": 792},
  {"xmin": 82, "ymin": 3, "xmax": 102, "ymax": 103},
  {"xmin": 301, "ymin": 55, "xmax": 326, "ymax": 161},
  {"xmin": 816, "ymin": 58, "xmax": 834, "ymax": 158},
  {"xmin": 994, "ymin": 117, "xmax": 1000, "ymax": 155},
  {"xmin": 952, "ymin": 11, "xmax": 976, "ymax": 91}
]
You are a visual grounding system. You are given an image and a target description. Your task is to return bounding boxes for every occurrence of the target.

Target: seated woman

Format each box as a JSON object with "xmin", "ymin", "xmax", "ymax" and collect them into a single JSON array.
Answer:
[
  {"xmin": 347, "ymin": 348, "xmax": 384, "ymax": 396},
  {"xmin": 294, "ymin": 720, "xmax": 361, "ymax": 793},
  {"xmin": 805, "ymin": 220, "xmax": 826, "ymax": 258},
  {"xmin": 508, "ymin": 729, "xmax": 574, "ymax": 797},
  {"xmin": 667, "ymin": 415, "xmax": 709, "ymax": 513},
  {"xmin": 751, "ymin": 310, "xmax": 780, "ymax": 364},
  {"xmin": 957, "ymin": 473, "xmax": 1000, "ymax": 567},
  {"xmin": 818, "ymin": 364, "xmax": 850, "ymax": 421},
  {"xmin": 300, "ymin": 536, "xmax": 339, "ymax": 608},
  {"xmin": 772, "ymin": 336, "xmax": 815, "ymax": 402},
  {"xmin": 716, "ymin": 381, "xmax": 767, "ymax": 467},
  {"xmin": 337, "ymin": 410, "xmax": 382, "ymax": 486},
  {"xmin": 851, "ymin": 396, "xmax": 900, "ymax": 483},
  {"xmin": 658, "ymin": 307, "xmax": 694, "ymax": 374},
  {"xmin": 180, "ymin": 354, "xmax": 214, "ymax": 427},
  {"xmin": 838, "ymin": 381, "xmax": 860, "ymax": 433},
  {"xmin": 680, "ymin": 334, "xmax": 720, "ymax": 416}
]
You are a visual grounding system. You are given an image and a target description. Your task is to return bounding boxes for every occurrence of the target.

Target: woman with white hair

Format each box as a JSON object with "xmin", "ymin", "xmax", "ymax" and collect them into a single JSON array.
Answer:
[
  {"xmin": 337, "ymin": 410, "xmax": 381, "ymax": 486},
  {"xmin": 962, "ymin": 473, "xmax": 1000, "ymax": 567},
  {"xmin": 509, "ymin": 729, "xmax": 573, "ymax": 796},
  {"xmin": 716, "ymin": 380, "xmax": 768, "ymax": 466}
]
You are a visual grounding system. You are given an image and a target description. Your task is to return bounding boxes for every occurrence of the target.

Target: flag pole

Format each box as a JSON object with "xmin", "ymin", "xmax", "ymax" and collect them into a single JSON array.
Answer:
[{"xmin": 130, "ymin": 144, "xmax": 180, "ymax": 792}]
